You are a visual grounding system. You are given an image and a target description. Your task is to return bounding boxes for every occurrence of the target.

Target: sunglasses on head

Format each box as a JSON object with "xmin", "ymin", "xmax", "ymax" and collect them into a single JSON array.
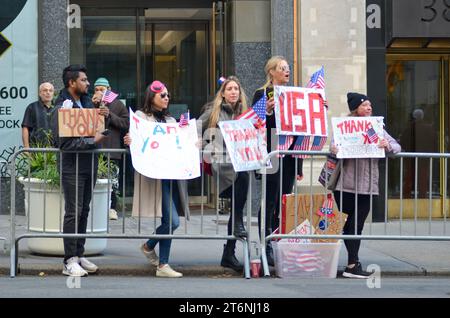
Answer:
[{"xmin": 159, "ymin": 92, "xmax": 170, "ymax": 99}]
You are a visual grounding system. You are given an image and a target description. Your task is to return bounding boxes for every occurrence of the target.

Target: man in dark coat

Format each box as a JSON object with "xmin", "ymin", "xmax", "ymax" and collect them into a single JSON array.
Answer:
[{"xmin": 91, "ymin": 77, "xmax": 129, "ymax": 220}]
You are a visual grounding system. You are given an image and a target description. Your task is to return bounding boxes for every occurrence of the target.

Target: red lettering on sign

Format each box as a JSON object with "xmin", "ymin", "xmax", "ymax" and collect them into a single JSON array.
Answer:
[
  {"xmin": 151, "ymin": 141, "xmax": 159, "ymax": 149},
  {"xmin": 291, "ymin": 91, "xmax": 307, "ymax": 133},
  {"xmin": 166, "ymin": 126, "xmax": 177, "ymax": 134},
  {"xmin": 132, "ymin": 116, "xmax": 140, "ymax": 129},
  {"xmin": 308, "ymin": 93, "xmax": 326, "ymax": 135},
  {"xmin": 279, "ymin": 92, "xmax": 292, "ymax": 132}
]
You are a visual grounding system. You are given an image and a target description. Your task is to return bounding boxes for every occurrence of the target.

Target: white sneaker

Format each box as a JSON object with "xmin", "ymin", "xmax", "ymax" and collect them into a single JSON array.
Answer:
[
  {"xmin": 79, "ymin": 257, "xmax": 98, "ymax": 273},
  {"xmin": 156, "ymin": 264, "xmax": 183, "ymax": 278},
  {"xmin": 63, "ymin": 257, "xmax": 88, "ymax": 277},
  {"xmin": 140, "ymin": 244, "xmax": 159, "ymax": 266},
  {"xmin": 109, "ymin": 209, "xmax": 118, "ymax": 220}
]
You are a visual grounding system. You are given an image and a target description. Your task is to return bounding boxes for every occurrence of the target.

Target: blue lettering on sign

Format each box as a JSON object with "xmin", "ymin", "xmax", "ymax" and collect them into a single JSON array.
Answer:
[
  {"xmin": 153, "ymin": 125, "xmax": 166, "ymax": 135},
  {"xmin": 141, "ymin": 137, "xmax": 149, "ymax": 153}
]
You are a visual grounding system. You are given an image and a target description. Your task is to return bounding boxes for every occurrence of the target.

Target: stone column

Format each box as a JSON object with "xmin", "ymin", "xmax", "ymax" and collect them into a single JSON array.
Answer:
[
  {"xmin": 271, "ymin": 0, "xmax": 294, "ymax": 83},
  {"xmin": 228, "ymin": 0, "xmax": 272, "ymax": 217},
  {"xmin": 229, "ymin": 0, "xmax": 271, "ymax": 98},
  {"xmin": 39, "ymin": 0, "xmax": 69, "ymax": 91}
]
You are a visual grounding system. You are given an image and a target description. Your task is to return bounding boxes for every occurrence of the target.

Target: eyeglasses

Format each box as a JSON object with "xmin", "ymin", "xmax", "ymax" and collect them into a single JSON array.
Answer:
[
  {"xmin": 159, "ymin": 92, "xmax": 170, "ymax": 99},
  {"xmin": 278, "ymin": 66, "xmax": 290, "ymax": 72}
]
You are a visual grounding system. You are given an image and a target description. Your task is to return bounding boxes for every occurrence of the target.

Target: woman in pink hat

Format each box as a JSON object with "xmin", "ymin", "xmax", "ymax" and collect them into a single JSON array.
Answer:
[{"xmin": 124, "ymin": 81, "xmax": 190, "ymax": 278}]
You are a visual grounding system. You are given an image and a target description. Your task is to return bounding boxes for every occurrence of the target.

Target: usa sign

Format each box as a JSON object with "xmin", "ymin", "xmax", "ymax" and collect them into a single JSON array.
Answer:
[{"xmin": 274, "ymin": 86, "xmax": 328, "ymax": 136}]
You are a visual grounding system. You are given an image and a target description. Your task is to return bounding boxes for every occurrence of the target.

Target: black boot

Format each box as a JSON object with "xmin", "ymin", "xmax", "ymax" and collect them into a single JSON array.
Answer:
[
  {"xmin": 266, "ymin": 243, "xmax": 275, "ymax": 266},
  {"xmin": 220, "ymin": 242, "xmax": 243, "ymax": 272},
  {"xmin": 233, "ymin": 216, "xmax": 248, "ymax": 238}
]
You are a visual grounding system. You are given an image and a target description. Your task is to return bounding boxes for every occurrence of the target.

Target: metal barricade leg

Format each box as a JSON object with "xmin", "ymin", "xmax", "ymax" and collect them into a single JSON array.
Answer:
[
  {"xmin": 10, "ymin": 241, "xmax": 16, "ymax": 278},
  {"xmin": 241, "ymin": 238, "xmax": 250, "ymax": 279}
]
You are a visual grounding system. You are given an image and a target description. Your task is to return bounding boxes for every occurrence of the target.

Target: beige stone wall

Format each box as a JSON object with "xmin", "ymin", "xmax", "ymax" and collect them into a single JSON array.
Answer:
[
  {"xmin": 297, "ymin": 0, "xmax": 367, "ymax": 190},
  {"xmin": 231, "ymin": 0, "xmax": 271, "ymax": 43}
]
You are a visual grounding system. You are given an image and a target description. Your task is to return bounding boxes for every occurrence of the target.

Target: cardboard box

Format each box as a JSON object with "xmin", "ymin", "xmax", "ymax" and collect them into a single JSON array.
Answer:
[{"xmin": 280, "ymin": 193, "xmax": 347, "ymax": 243}]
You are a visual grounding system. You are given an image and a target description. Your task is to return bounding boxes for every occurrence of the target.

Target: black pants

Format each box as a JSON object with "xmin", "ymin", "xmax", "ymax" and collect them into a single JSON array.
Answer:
[
  {"xmin": 258, "ymin": 155, "xmax": 297, "ymax": 239},
  {"xmin": 62, "ymin": 173, "xmax": 97, "ymax": 262},
  {"xmin": 221, "ymin": 172, "xmax": 249, "ymax": 247},
  {"xmin": 110, "ymin": 159, "xmax": 121, "ymax": 210},
  {"xmin": 333, "ymin": 191, "xmax": 371, "ymax": 265}
]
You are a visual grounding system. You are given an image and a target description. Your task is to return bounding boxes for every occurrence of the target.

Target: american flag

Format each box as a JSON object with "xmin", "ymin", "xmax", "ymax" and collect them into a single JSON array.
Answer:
[
  {"xmin": 179, "ymin": 111, "xmax": 190, "ymax": 127},
  {"xmin": 236, "ymin": 95, "xmax": 267, "ymax": 127},
  {"xmin": 306, "ymin": 66, "xmax": 328, "ymax": 107},
  {"xmin": 367, "ymin": 127, "xmax": 379, "ymax": 144},
  {"xmin": 284, "ymin": 250, "xmax": 324, "ymax": 273},
  {"xmin": 310, "ymin": 136, "xmax": 327, "ymax": 151},
  {"xmin": 293, "ymin": 135, "xmax": 311, "ymax": 158},
  {"xmin": 306, "ymin": 66, "xmax": 325, "ymax": 89},
  {"xmin": 102, "ymin": 90, "xmax": 119, "ymax": 104},
  {"xmin": 317, "ymin": 193, "xmax": 335, "ymax": 217},
  {"xmin": 277, "ymin": 135, "xmax": 294, "ymax": 157}
]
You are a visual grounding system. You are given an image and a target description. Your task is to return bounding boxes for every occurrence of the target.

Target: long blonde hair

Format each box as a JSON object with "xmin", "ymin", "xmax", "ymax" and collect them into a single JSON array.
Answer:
[
  {"xmin": 208, "ymin": 76, "xmax": 248, "ymax": 129},
  {"xmin": 260, "ymin": 55, "xmax": 287, "ymax": 90}
]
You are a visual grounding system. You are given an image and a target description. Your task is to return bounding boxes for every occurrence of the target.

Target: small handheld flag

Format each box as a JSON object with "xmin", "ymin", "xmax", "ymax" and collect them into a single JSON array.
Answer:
[
  {"xmin": 102, "ymin": 90, "xmax": 119, "ymax": 104},
  {"xmin": 179, "ymin": 111, "xmax": 190, "ymax": 127},
  {"xmin": 366, "ymin": 127, "xmax": 379, "ymax": 144}
]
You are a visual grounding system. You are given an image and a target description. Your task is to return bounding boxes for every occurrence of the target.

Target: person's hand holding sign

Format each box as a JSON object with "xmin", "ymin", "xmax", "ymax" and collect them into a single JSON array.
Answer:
[
  {"xmin": 378, "ymin": 138, "xmax": 389, "ymax": 150},
  {"xmin": 266, "ymin": 97, "xmax": 275, "ymax": 115},
  {"xmin": 124, "ymin": 133, "xmax": 132, "ymax": 146}
]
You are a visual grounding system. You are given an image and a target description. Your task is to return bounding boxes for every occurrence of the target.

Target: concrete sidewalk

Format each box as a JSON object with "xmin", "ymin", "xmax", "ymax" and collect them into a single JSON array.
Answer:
[{"xmin": 1, "ymin": 214, "xmax": 450, "ymax": 277}]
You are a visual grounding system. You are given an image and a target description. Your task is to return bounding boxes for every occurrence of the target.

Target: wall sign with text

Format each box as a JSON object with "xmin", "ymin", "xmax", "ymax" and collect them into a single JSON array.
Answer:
[{"xmin": 0, "ymin": 0, "xmax": 38, "ymax": 176}]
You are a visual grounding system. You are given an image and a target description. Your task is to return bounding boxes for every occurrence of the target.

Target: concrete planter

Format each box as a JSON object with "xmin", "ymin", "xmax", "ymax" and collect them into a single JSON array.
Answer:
[{"xmin": 18, "ymin": 177, "xmax": 111, "ymax": 256}]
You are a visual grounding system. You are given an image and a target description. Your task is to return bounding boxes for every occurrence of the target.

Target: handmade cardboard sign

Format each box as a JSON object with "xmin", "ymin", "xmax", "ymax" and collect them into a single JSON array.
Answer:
[
  {"xmin": 58, "ymin": 108, "xmax": 105, "ymax": 137},
  {"xmin": 332, "ymin": 116, "xmax": 385, "ymax": 158}
]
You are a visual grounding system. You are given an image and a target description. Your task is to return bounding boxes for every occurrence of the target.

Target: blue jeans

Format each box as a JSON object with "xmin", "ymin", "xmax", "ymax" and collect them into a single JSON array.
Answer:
[{"xmin": 145, "ymin": 180, "xmax": 180, "ymax": 264}]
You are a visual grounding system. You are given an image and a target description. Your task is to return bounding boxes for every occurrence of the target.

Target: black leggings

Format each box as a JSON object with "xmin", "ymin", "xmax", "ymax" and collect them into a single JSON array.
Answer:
[
  {"xmin": 220, "ymin": 172, "xmax": 250, "ymax": 238},
  {"xmin": 333, "ymin": 191, "xmax": 371, "ymax": 265}
]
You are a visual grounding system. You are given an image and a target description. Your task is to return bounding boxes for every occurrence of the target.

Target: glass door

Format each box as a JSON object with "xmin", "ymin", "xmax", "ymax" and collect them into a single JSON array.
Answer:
[
  {"xmin": 140, "ymin": 21, "xmax": 208, "ymax": 119},
  {"xmin": 387, "ymin": 54, "xmax": 450, "ymax": 216}
]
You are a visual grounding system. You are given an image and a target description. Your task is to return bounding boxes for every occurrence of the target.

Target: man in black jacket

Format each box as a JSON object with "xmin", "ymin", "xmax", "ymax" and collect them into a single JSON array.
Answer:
[{"xmin": 52, "ymin": 65, "xmax": 108, "ymax": 277}]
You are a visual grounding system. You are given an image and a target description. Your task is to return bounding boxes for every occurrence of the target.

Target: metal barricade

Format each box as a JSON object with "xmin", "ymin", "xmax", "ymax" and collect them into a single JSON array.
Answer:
[
  {"xmin": 259, "ymin": 150, "xmax": 450, "ymax": 277},
  {"xmin": 9, "ymin": 148, "xmax": 251, "ymax": 278},
  {"xmin": 0, "ymin": 160, "xmax": 6, "ymax": 243}
]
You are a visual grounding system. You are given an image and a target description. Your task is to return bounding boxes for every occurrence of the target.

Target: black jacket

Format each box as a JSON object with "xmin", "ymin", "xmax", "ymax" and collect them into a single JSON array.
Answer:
[
  {"xmin": 52, "ymin": 89, "xmax": 98, "ymax": 175},
  {"xmin": 252, "ymin": 86, "xmax": 303, "ymax": 177},
  {"xmin": 95, "ymin": 98, "xmax": 129, "ymax": 160}
]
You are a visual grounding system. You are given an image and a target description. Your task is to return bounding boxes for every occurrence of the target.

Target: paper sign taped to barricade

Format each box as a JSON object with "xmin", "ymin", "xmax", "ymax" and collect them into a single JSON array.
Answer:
[
  {"xmin": 58, "ymin": 108, "xmax": 105, "ymax": 137},
  {"xmin": 274, "ymin": 86, "xmax": 328, "ymax": 136},
  {"xmin": 218, "ymin": 120, "xmax": 268, "ymax": 172},
  {"xmin": 332, "ymin": 116, "xmax": 385, "ymax": 158},
  {"xmin": 279, "ymin": 219, "xmax": 314, "ymax": 244},
  {"xmin": 129, "ymin": 109, "xmax": 200, "ymax": 180}
]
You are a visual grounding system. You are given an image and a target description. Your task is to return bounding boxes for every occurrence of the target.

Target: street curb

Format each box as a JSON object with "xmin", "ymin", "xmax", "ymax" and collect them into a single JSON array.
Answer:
[
  {"xmin": 0, "ymin": 265, "xmax": 246, "ymax": 278},
  {"xmin": 2, "ymin": 264, "xmax": 450, "ymax": 278}
]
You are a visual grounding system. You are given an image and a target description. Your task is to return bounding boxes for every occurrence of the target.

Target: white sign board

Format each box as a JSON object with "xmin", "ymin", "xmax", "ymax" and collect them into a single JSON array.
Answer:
[
  {"xmin": 0, "ymin": 0, "xmax": 38, "ymax": 174},
  {"xmin": 129, "ymin": 109, "xmax": 200, "ymax": 180},
  {"xmin": 332, "ymin": 116, "xmax": 385, "ymax": 159},
  {"xmin": 218, "ymin": 120, "xmax": 268, "ymax": 172},
  {"xmin": 274, "ymin": 86, "xmax": 327, "ymax": 136}
]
